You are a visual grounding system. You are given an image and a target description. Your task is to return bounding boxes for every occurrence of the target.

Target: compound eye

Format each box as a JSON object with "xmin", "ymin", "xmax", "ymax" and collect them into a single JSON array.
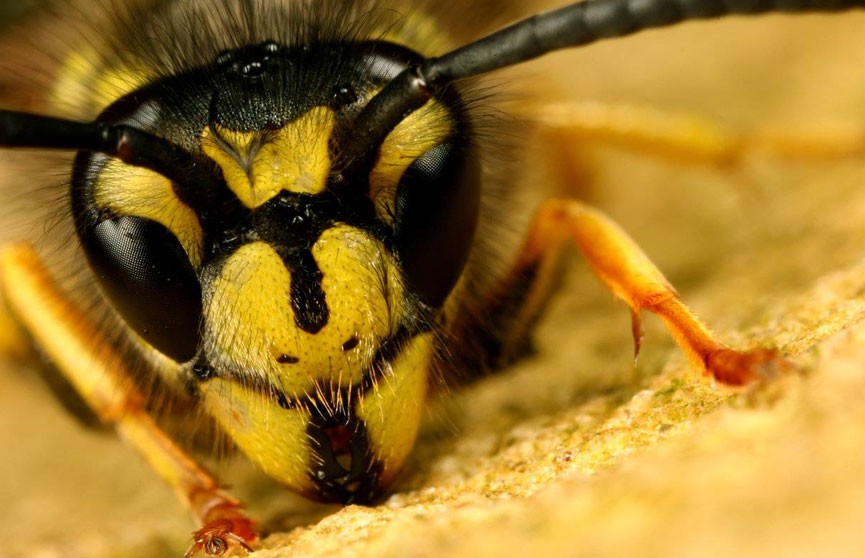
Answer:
[
  {"xmin": 83, "ymin": 216, "xmax": 202, "ymax": 362},
  {"xmin": 393, "ymin": 138, "xmax": 480, "ymax": 308}
]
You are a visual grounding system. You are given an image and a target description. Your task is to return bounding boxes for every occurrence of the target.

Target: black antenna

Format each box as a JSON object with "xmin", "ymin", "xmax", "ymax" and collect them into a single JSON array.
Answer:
[
  {"xmin": 339, "ymin": 0, "xmax": 865, "ymax": 170},
  {"xmin": 1, "ymin": 0, "xmax": 863, "ymax": 180},
  {"xmin": 0, "ymin": 110, "xmax": 212, "ymax": 186}
]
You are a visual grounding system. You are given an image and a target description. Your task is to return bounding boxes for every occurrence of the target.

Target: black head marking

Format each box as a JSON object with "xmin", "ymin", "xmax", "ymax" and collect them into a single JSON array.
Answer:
[
  {"xmin": 281, "ymin": 249, "xmax": 329, "ymax": 334},
  {"xmin": 341, "ymin": 336, "xmax": 359, "ymax": 351}
]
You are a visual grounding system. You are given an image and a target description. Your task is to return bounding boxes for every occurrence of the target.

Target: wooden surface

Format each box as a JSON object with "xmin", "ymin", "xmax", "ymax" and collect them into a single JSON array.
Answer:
[{"xmin": 2, "ymin": 4, "xmax": 865, "ymax": 557}]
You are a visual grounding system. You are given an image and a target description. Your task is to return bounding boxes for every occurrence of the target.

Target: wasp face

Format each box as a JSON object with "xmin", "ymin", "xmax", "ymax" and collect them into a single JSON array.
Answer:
[{"xmin": 69, "ymin": 40, "xmax": 480, "ymax": 502}]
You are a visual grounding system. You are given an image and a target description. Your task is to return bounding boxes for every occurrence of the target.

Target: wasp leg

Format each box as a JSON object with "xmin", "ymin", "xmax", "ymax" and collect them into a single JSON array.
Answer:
[
  {"xmin": 522, "ymin": 101, "xmax": 865, "ymax": 166},
  {"xmin": 0, "ymin": 243, "xmax": 258, "ymax": 557},
  {"xmin": 0, "ymin": 285, "xmax": 29, "ymax": 359},
  {"xmin": 514, "ymin": 198, "xmax": 783, "ymax": 386}
]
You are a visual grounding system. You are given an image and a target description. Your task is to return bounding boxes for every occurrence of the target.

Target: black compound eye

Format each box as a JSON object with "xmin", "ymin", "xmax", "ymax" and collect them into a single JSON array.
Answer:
[
  {"xmin": 393, "ymin": 138, "xmax": 480, "ymax": 308},
  {"xmin": 83, "ymin": 216, "xmax": 202, "ymax": 362}
]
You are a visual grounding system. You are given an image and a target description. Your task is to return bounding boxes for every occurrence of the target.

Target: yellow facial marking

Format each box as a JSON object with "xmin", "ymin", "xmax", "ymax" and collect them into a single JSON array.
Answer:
[
  {"xmin": 357, "ymin": 332, "xmax": 432, "ymax": 487},
  {"xmin": 201, "ymin": 107, "xmax": 336, "ymax": 208},
  {"xmin": 369, "ymin": 100, "xmax": 454, "ymax": 222},
  {"xmin": 51, "ymin": 48, "xmax": 153, "ymax": 118},
  {"xmin": 202, "ymin": 225, "xmax": 404, "ymax": 397},
  {"xmin": 201, "ymin": 377, "xmax": 314, "ymax": 494},
  {"xmin": 94, "ymin": 160, "xmax": 204, "ymax": 268}
]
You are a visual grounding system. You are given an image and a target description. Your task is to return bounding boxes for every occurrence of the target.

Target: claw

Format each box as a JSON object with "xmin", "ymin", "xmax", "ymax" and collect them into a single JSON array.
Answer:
[
  {"xmin": 705, "ymin": 347, "xmax": 793, "ymax": 386},
  {"xmin": 630, "ymin": 306, "xmax": 644, "ymax": 363},
  {"xmin": 186, "ymin": 518, "xmax": 258, "ymax": 558}
]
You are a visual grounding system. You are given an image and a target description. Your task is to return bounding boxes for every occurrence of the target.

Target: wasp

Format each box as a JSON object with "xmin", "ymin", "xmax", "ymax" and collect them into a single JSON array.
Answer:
[{"xmin": 1, "ymin": 0, "xmax": 863, "ymax": 556}]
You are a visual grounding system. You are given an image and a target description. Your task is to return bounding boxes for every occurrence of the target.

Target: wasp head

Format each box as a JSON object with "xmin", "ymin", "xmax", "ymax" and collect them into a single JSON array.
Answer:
[{"xmin": 70, "ymin": 40, "xmax": 479, "ymax": 501}]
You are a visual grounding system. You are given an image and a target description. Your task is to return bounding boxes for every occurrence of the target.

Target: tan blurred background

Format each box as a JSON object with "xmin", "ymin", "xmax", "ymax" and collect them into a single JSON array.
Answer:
[{"xmin": 2, "ymin": 2, "xmax": 865, "ymax": 557}]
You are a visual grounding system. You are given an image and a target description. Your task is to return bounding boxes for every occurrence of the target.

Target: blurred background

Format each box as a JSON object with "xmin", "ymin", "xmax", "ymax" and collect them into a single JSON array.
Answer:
[{"xmin": 0, "ymin": 2, "xmax": 34, "ymax": 25}]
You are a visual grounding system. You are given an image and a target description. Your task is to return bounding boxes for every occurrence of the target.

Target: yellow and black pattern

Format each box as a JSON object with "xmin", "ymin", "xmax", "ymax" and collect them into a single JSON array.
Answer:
[
  {"xmin": 0, "ymin": 2, "xmax": 550, "ymax": 541},
  {"xmin": 200, "ymin": 108, "xmax": 336, "ymax": 206},
  {"xmin": 37, "ymin": 0, "xmax": 498, "ymax": 503}
]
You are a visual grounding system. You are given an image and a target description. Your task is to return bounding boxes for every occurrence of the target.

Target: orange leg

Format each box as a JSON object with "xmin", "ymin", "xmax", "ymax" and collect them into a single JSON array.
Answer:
[
  {"xmin": 516, "ymin": 198, "xmax": 783, "ymax": 386},
  {"xmin": 517, "ymin": 100, "xmax": 865, "ymax": 167},
  {"xmin": 498, "ymin": 99, "xmax": 809, "ymax": 385},
  {"xmin": 451, "ymin": 101, "xmax": 811, "ymax": 385},
  {"xmin": 0, "ymin": 244, "xmax": 258, "ymax": 557}
]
